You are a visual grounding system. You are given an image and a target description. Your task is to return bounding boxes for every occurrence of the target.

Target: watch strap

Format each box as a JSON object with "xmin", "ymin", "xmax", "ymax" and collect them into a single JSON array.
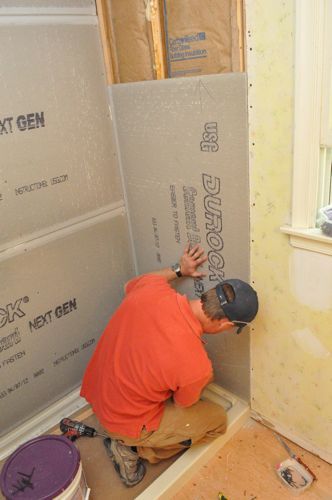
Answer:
[{"xmin": 171, "ymin": 263, "xmax": 182, "ymax": 278}]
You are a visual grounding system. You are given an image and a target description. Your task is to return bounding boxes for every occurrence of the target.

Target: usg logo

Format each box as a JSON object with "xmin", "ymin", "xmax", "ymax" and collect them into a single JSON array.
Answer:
[{"xmin": 0, "ymin": 297, "xmax": 29, "ymax": 328}]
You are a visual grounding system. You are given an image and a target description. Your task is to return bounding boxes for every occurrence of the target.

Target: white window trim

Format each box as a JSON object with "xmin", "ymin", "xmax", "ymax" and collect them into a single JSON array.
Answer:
[{"xmin": 280, "ymin": 0, "xmax": 332, "ymax": 256}]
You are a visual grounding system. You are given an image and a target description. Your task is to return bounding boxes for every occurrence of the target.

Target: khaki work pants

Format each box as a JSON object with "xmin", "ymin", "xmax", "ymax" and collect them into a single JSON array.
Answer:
[{"xmin": 107, "ymin": 399, "xmax": 227, "ymax": 463}]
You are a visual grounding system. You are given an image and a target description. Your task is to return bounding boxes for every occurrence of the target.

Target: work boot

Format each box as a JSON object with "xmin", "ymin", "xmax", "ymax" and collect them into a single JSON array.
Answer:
[{"xmin": 103, "ymin": 438, "xmax": 146, "ymax": 487}]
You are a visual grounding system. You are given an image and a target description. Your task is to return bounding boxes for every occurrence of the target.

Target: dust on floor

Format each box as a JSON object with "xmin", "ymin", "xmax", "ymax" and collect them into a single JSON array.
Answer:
[{"xmin": 174, "ymin": 419, "xmax": 332, "ymax": 500}]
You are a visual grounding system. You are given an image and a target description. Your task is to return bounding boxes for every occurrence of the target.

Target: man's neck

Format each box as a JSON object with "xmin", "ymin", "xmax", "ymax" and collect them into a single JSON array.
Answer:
[
  {"xmin": 189, "ymin": 299, "xmax": 204, "ymax": 323},
  {"xmin": 189, "ymin": 299, "xmax": 234, "ymax": 334}
]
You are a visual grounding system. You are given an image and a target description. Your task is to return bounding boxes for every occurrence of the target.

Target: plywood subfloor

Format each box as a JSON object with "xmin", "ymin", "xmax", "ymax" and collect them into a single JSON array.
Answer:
[
  {"xmin": 1, "ymin": 415, "xmax": 331, "ymax": 499},
  {"xmin": 76, "ymin": 413, "xmax": 180, "ymax": 499},
  {"xmin": 174, "ymin": 419, "xmax": 332, "ymax": 500},
  {"xmin": 0, "ymin": 412, "xmax": 179, "ymax": 500}
]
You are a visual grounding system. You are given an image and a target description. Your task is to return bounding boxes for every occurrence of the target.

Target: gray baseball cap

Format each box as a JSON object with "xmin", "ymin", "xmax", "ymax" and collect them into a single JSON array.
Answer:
[{"xmin": 216, "ymin": 279, "xmax": 258, "ymax": 334}]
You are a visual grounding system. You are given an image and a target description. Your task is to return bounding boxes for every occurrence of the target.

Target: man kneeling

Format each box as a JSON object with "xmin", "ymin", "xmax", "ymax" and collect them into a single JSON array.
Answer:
[{"xmin": 80, "ymin": 244, "xmax": 258, "ymax": 487}]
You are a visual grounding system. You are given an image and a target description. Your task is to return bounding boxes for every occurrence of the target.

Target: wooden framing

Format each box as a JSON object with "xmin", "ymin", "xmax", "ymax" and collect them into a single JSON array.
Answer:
[
  {"xmin": 96, "ymin": 0, "xmax": 244, "ymax": 84},
  {"xmin": 95, "ymin": 0, "xmax": 119, "ymax": 84},
  {"xmin": 96, "ymin": 0, "xmax": 166, "ymax": 83},
  {"xmin": 237, "ymin": 0, "xmax": 245, "ymax": 71},
  {"xmin": 146, "ymin": 0, "xmax": 167, "ymax": 79}
]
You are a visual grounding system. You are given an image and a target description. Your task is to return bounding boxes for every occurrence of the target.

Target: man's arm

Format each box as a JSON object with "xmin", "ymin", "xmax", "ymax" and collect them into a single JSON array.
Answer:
[
  {"xmin": 173, "ymin": 372, "xmax": 213, "ymax": 408},
  {"xmin": 147, "ymin": 243, "xmax": 208, "ymax": 282}
]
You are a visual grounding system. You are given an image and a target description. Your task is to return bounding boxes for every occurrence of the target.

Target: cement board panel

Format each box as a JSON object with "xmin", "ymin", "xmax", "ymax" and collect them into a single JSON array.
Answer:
[
  {"xmin": 0, "ymin": 21, "xmax": 123, "ymax": 250},
  {"xmin": 111, "ymin": 74, "xmax": 250, "ymax": 399},
  {"xmin": 0, "ymin": 214, "xmax": 134, "ymax": 436},
  {"xmin": 0, "ymin": 1, "xmax": 95, "ymax": 14}
]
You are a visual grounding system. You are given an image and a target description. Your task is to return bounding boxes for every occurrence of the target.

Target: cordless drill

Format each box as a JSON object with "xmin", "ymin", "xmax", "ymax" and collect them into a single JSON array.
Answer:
[{"xmin": 60, "ymin": 418, "xmax": 108, "ymax": 441}]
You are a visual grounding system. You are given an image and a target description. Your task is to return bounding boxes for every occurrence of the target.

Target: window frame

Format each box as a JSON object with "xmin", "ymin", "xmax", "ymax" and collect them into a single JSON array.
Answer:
[{"xmin": 280, "ymin": 0, "xmax": 332, "ymax": 256}]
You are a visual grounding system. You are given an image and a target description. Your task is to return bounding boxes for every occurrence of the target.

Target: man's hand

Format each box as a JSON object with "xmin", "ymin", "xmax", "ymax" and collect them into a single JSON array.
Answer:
[
  {"xmin": 179, "ymin": 243, "xmax": 208, "ymax": 278},
  {"xmin": 142, "ymin": 243, "xmax": 207, "ymax": 283}
]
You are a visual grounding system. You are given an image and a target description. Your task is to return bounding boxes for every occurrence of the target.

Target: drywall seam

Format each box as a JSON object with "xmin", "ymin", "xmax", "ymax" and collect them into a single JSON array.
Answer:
[
  {"xmin": 246, "ymin": 3, "xmax": 255, "ymax": 404},
  {"xmin": 108, "ymin": 87, "xmax": 138, "ymax": 274},
  {"xmin": 0, "ymin": 14, "xmax": 98, "ymax": 25},
  {"xmin": 0, "ymin": 202, "xmax": 125, "ymax": 262}
]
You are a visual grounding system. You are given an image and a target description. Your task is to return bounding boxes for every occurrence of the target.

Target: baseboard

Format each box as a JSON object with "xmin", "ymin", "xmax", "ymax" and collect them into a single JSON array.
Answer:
[
  {"xmin": 0, "ymin": 388, "xmax": 88, "ymax": 460},
  {"xmin": 136, "ymin": 384, "xmax": 250, "ymax": 500},
  {"xmin": 251, "ymin": 410, "xmax": 332, "ymax": 465}
]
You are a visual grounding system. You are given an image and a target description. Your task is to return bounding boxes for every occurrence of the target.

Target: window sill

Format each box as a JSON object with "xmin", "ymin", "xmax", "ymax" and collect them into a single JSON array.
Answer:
[{"xmin": 280, "ymin": 225, "xmax": 332, "ymax": 256}]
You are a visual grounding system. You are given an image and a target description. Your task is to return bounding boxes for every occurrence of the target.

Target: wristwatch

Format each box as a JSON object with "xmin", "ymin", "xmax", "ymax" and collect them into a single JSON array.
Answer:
[{"xmin": 171, "ymin": 263, "xmax": 182, "ymax": 278}]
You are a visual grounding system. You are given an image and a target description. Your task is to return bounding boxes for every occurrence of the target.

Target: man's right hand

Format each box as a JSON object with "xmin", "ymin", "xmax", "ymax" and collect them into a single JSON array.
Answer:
[{"xmin": 179, "ymin": 243, "xmax": 207, "ymax": 278}]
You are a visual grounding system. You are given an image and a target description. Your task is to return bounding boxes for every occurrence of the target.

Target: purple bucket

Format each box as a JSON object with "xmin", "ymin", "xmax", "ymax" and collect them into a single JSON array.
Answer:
[{"xmin": 0, "ymin": 435, "xmax": 81, "ymax": 500}]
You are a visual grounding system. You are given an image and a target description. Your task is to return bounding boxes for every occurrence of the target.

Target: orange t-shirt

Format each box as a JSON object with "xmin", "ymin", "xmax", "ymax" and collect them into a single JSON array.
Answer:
[{"xmin": 80, "ymin": 275, "xmax": 213, "ymax": 438}]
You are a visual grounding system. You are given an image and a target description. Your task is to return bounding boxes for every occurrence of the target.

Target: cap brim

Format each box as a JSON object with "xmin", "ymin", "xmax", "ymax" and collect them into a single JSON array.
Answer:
[{"xmin": 236, "ymin": 325, "xmax": 245, "ymax": 334}]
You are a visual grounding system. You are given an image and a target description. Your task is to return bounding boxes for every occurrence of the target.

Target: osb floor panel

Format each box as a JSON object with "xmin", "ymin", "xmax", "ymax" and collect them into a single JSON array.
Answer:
[{"xmin": 175, "ymin": 419, "xmax": 332, "ymax": 500}]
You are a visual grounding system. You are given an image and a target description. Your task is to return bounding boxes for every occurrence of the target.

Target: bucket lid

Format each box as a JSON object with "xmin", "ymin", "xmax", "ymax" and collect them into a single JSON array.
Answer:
[{"xmin": 0, "ymin": 435, "xmax": 80, "ymax": 499}]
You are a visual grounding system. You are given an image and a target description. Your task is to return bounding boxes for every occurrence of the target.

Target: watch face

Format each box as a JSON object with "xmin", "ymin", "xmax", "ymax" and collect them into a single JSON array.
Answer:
[{"xmin": 171, "ymin": 263, "xmax": 181, "ymax": 276}]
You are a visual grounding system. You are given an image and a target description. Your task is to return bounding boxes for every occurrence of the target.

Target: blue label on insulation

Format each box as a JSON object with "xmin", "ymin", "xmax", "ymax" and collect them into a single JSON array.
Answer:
[{"xmin": 168, "ymin": 32, "xmax": 208, "ymax": 62}]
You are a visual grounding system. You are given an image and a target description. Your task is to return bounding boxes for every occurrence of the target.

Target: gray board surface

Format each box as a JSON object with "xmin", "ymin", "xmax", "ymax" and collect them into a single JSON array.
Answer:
[
  {"xmin": 0, "ymin": 214, "xmax": 134, "ymax": 437},
  {"xmin": 111, "ymin": 73, "xmax": 250, "ymax": 400},
  {"xmin": 0, "ymin": 20, "xmax": 123, "ymax": 250},
  {"xmin": 0, "ymin": 1, "xmax": 95, "ymax": 14}
]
